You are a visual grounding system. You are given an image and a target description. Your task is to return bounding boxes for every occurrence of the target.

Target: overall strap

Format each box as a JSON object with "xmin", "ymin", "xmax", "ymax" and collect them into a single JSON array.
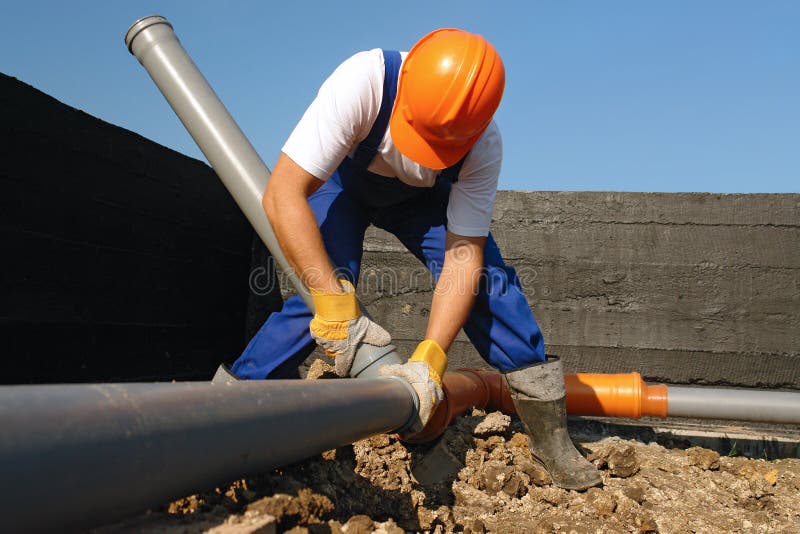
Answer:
[
  {"xmin": 439, "ymin": 153, "xmax": 468, "ymax": 184},
  {"xmin": 352, "ymin": 50, "xmax": 402, "ymax": 168}
]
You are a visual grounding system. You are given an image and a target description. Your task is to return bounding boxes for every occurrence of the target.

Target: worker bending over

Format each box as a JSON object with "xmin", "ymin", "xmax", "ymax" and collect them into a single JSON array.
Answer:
[{"xmin": 225, "ymin": 29, "xmax": 601, "ymax": 490}]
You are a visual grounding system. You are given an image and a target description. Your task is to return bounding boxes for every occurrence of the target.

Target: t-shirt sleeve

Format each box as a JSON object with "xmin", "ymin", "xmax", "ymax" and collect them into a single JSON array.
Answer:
[
  {"xmin": 445, "ymin": 122, "xmax": 502, "ymax": 237},
  {"xmin": 281, "ymin": 51, "xmax": 381, "ymax": 180}
]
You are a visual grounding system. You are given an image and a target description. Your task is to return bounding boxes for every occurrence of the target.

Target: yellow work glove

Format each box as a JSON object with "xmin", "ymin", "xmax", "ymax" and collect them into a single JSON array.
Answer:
[
  {"xmin": 309, "ymin": 280, "xmax": 392, "ymax": 377},
  {"xmin": 380, "ymin": 340, "xmax": 447, "ymax": 434}
]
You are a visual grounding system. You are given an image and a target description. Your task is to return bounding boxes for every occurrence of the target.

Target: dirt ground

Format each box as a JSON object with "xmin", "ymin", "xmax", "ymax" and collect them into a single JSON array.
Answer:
[{"xmin": 98, "ymin": 407, "xmax": 800, "ymax": 534}]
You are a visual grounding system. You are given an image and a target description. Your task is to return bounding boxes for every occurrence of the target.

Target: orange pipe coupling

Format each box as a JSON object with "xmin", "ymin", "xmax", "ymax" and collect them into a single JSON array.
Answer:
[
  {"xmin": 402, "ymin": 369, "xmax": 668, "ymax": 444},
  {"xmin": 565, "ymin": 372, "xmax": 668, "ymax": 420}
]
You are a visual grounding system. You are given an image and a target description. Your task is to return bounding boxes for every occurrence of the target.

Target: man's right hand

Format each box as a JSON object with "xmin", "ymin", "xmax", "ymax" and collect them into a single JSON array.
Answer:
[{"xmin": 309, "ymin": 279, "xmax": 392, "ymax": 377}]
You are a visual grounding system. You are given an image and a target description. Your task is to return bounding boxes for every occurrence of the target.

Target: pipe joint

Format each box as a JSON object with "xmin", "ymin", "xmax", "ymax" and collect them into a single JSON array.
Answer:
[{"xmin": 565, "ymin": 372, "xmax": 668, "ymax": 419}]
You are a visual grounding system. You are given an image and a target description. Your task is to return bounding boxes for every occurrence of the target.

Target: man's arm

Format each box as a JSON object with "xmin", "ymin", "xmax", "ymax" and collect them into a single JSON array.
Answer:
[
  {"xmin": 262, "ymin": 152, "xmax": 343, "ymax": 294},
  {"xmin": 425, "ymin": 231, "xmax": 486, "ymax": 351},
  {"xmin": 263, "ymin": 152, "xmax": 391, "ymax": 376},
  {"xmin": 378, "ymin": 231, "xmax": 484, "ymax": 434}
]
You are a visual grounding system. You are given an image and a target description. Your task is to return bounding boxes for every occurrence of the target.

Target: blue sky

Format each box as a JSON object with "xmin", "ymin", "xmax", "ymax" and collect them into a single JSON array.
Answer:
[{"xmin": 1, "ymin": 1, "xmax": 797, "ymax": 193}]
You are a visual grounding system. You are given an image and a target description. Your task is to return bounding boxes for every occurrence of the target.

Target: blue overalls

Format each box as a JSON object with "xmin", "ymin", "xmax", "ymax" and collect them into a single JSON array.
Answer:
[{"xmin": 231, "ymin": 51, "xmax": 545, "ymax": 380}]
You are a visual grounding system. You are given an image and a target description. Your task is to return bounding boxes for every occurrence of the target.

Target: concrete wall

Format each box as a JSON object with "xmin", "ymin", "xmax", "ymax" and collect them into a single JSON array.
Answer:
[
  {"xmin": 8, "ymin": 70, "xmax": 794, "ymax": 388},
  {"xmin": 348, "ymin": 191, "xmax": 799, "ymax": 390}
]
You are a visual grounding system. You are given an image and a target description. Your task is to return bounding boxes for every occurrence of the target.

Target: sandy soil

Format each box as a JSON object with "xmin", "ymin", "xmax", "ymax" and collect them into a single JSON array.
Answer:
[{"xmin": 97, "ymin": 407, "xmax": 800, "ymax": 534}]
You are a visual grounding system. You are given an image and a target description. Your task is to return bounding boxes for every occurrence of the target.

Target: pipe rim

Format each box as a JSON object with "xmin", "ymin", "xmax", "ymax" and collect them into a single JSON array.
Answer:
[
  {"xmin": 379, "ymin": 375, "xmax": 420, "ymax": 433},
  {"xmin": 125, "ymin": 15, "xmax": 172, "ymax": 52}
]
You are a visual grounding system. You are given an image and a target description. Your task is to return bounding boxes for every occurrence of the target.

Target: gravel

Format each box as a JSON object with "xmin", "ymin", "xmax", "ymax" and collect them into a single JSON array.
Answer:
[{"xmin": 96, "ymin": 409, "xmax": 800, "ymax": 533}]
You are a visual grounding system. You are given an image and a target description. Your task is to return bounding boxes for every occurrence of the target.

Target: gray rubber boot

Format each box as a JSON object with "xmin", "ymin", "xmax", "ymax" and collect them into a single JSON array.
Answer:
[
  {"xmin": 211, "ymin": 364, "xmax": 240, "ymax": 385},
  {"xmin": 503, "ymin": 356, "xmax": 602, "ymax": 491}
]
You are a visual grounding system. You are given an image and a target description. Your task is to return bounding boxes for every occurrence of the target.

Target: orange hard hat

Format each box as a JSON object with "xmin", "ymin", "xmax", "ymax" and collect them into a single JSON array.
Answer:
[{"xmin": 390, "ymin": 28, "xmax": 505, "ymax": 170}]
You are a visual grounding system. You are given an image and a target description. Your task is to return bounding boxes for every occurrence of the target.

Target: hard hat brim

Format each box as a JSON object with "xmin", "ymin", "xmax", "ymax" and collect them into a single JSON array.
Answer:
[{"xmin": 390, "ymin": 108, "xmax": 480, "ymax": 171}]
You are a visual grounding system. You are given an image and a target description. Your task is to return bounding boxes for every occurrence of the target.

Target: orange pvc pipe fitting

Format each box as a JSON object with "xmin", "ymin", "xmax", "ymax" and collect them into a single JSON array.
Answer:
[
  {"xmin": 402, "ymin": 369, "xmax": 669, "ymax": 444},
  {"xmin": 565, "ymin": 372, "xmax": 668, "ymax": 419},
  {"xmin": 402, "ymin": 369, "xmax": 512, "ymax": 443},
  {"xmin": 456, "ymin": 368, "xmax": 517, "ymax": 414}
]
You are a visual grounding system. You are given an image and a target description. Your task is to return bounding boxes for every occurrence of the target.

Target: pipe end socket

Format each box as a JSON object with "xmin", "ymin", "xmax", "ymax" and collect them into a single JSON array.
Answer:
[
  {"xmin": 125, "ymin": 15, "xmax": 172, "ymax": 53},
  {"xmin": 349, "ymin": 343, "xmax": 404, "ymax": 379},
  {"xmin": 379, "ymin": 375, "xmax": 421, "ymax": 434}
]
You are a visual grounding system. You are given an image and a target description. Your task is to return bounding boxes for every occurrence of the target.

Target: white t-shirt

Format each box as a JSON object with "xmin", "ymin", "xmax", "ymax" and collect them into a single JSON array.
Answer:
[{"xmin": 282, "ymin": 48, "xmax": 502, "ymax": 237}]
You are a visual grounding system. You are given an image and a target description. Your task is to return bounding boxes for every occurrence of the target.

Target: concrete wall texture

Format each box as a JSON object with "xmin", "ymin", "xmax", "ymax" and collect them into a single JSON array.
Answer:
[
  {"xmin": 6, "ymin": 71, "xmax": 796, "ymax": 389},
  {"xmin": 348, "ymin": 191, "xmax": 799, "ymax": 390},
  {"xmin": 1, "ymin": 73, "xmax": 277, "ymax": 383}
]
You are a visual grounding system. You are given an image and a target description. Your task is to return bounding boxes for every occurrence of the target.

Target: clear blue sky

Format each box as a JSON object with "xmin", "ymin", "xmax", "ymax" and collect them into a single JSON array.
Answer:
[{"xmin": 1, "ymin": 1, "xmax": 797, "ymax": 192}]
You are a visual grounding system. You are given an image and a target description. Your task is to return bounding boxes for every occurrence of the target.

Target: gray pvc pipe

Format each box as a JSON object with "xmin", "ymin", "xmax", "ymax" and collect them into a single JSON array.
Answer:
[
  {"xmin": 124, "ymin": 15, "xmax": 405, "ymax": 378},
  {"xmin": 668, "ymin": 386, "xmax": 800, "ymax": 425},
  {"xmin": 125, "ymin": 16, "xmax": 298, "ymax": 303},
  {"xmin": 0, "ymin": 378, "xmax": 415, "ymax": 532}
]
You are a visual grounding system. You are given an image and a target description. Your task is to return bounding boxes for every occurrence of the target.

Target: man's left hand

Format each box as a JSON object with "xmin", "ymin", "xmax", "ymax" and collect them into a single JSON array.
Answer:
[{"xmin": 380, "ymin": 339, "xmax": 447, "ymax": 433}]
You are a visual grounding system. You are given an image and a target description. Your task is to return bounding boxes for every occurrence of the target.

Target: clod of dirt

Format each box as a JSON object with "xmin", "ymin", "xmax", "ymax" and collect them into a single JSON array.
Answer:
[
  {"xmin": 453, "ymin": 481, "xmax": 497, "ymax": 514},
  {"xmin": 509, "ymin": 437, "xmax": 552, "ymax": 487},
  {"xmin": 515, "ymin": 458, "xmax": 551, "ymax": 486},
  {"xmin": 304, "ymin": 359, "xmax": 336, "ymax": 380},
  {"xmin": 637, "ymin": 514, "xmax": 659, "ymax": 533},
  {"xmin": 472, "ymin": 411, "xmax": 511, "ymax": 437},
  {"xmin": 507, "ymin": 431, "xmax": 529, "ymax": 449},
  {"xmin": 748, "ymin": 472, "xmax": 778, "ymax": 500},
  {"xmin": 535, "ymin": 485, "xmax": 569, "ymax": 506},
  {"xmin": 686, "ymin": 446, "xmax": 720, "ymax": 470},
  {"xmin": 341, "ymin": 514, "xmax": 373, "ymax": 534},
  {"xmin": 246, "ymin": 489, "xmax": 332, "ymax": 531},
  {"xmin": 588, "ymin": 439, "xmax": 640, "ymax": 477},
  {"xmin": 478, "ymin": 460, "xmax": 522, "ymax": 496},
  {"xmin": 585, "ymin": 487, "xmax": 617, "ymax": 518},
  {"xmin": 621, "ymin": 482, "xmax": 648, "ymax": 504}
]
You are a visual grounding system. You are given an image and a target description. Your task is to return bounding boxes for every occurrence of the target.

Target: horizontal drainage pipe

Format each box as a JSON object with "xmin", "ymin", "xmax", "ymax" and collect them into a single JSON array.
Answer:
[
  {"xmin": 0, "ymin": 378, "xmax": 415, "ymax": 532},
  {"xmin": 405, "ymin": 370, "xmax": 800, "ymax": 443},
  {"xmin": 124, "ymin": 15, "xmax": 403, "ymax": 379},
  {"xmin": 1, "ymin": 372, "xmax": 795, "ymax": 529},
  {"xmin": 667, "ymin": 386, "xmax": 800, "ymax": 424}
]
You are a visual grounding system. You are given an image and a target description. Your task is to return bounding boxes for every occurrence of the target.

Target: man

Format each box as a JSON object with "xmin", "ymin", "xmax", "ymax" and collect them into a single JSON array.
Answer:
[{"xmin": 227, "ymin": 29, "xmax": 601, "ymax": 490}]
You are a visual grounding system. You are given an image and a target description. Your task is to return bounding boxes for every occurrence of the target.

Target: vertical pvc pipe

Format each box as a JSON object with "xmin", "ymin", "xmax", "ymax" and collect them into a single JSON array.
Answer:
[
  {"xmin": 124, "ymin": 16, "xmax": 405, "ymax": 377},
  {"xmin": 125, "ymin": 16, "xmax": 301, "ymax": 305}
]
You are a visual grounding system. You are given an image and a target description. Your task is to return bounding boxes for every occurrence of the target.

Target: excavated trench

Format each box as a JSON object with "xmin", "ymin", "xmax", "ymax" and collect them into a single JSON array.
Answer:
[
  {"xmin": 93, "ymin": 363, "xmax": 800, "ymax": 534},
  {"xmin": 96, "ymin": 418, "xmax": 800, "ymax": 532}
]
